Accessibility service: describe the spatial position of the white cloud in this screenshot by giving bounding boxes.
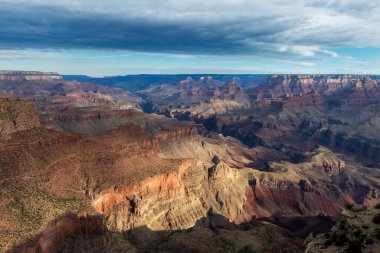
[277,45,339,58]
[291,46,320,57]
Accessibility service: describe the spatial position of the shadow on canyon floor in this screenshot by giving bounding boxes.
[9,211,336,253]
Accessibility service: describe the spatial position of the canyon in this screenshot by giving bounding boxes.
[0,72,379,253]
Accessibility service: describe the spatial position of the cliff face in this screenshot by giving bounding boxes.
[0,74,142,120]
[248,75,379,101]
[0,98,41,139]
[190,85,380,165]
[142,81,250,119]
[245,148,380,218]
[140,75,380,167]
[0,71,62,82]
[89,147,379,250]
[92,160,250,235]
[169,98,250,118]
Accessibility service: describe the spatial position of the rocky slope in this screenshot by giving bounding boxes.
[305,205,380,253]
[0,98,41,139]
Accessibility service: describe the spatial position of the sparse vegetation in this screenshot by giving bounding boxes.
[323,231,350,248]
[344,203,354,210]
[345,239,363,253]
[334,233,348,246]
[236,245,257,253]
[2,181,88,249]
[338,220,346,229]
[373,228,380,239]
[373,213,380,224]
[365,237,374,245]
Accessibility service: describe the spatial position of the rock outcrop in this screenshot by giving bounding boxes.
[92,160,250,236]
[142,81,250,119]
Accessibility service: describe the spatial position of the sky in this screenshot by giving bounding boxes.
[1,0,380,76]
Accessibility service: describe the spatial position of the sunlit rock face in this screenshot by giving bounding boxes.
[93,146,380,233]
[92,160,250,233]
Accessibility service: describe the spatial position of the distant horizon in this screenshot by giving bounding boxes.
[2,69,380,78]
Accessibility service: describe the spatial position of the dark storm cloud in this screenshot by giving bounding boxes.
[0,0,379,57]
[0,2,279,55]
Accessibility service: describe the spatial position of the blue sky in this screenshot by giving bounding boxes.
[0,0,380,76]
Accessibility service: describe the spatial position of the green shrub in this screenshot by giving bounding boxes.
[323,240,332,247]
[345,239,362,253]
[334,234,348,246]
[338,220,346,229]
[353,229,362,237]
[374,228,380,239]
[236,245,257,253]
[373,213,380,224]
[365,237,374,245]
[344,203,354,210]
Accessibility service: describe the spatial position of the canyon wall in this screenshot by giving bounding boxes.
[0,71,62,82]
[89,147,379,250]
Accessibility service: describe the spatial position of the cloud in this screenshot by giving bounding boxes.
[276,45,339,58]
[0,0,379,56]
[291,46,321,57]
[86,54,130,59]
[1,0,380,75]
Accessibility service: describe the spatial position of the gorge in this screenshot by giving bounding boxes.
[0,72,379,253]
